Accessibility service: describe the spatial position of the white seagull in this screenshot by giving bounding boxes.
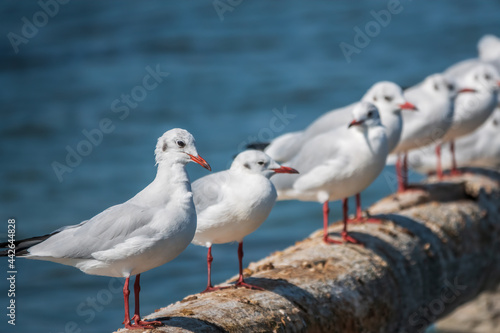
[272,102,389,245]
[406,107,500,174]
[191,150,298,292]
[264,81,415,164]
[390,73,474,191]
[439,63,500,176]
[0,128,211,330]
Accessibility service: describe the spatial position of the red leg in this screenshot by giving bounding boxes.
[123,277,132,328]
[202,246,229,293]
[234,242,263,290]
[130,274,162,328]
[348,194,381,224]
[323,199,363,245]
[449,141,462,176]
[436,144,443,180]
[403,153,409,188]
[396,154,406,193]
[122,277,156,330]
[341,199,362,245]
[355,193,362,220]
[323,201,341,244]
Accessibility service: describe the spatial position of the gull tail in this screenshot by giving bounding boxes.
[0,232,58,256]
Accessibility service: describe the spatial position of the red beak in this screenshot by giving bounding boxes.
[399,101,417,110]
[188,154,211,171]
[348,119,364,128]
[458,88,477,93]
[497,81,500,87]
[272,166,299,174]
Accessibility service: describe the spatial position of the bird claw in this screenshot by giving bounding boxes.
[323,233,364,246]
[125,323,155,330]
[126,315,162,329]
[347,217,382,224]
[341,232,364,246]
[323,235,343,244]
[234,281,264,291]
[201,285,231,293]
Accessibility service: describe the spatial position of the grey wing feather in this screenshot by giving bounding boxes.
[272,129,347,191]
[192,171,232,213]
[304,102,356,138]
[27,202,156,259]
[289,128,347,173]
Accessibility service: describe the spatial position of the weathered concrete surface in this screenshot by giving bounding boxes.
[435,283,500,333]
[115,168,500,333]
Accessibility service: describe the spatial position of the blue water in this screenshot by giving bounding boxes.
[1,1,499,332]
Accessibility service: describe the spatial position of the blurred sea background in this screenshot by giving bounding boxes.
[1,1,499,332]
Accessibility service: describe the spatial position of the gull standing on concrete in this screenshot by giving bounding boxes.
[272,102,389,245]
[406,107,500,174]
[389,73,474,191]
[191,150,298,292]
[439,63,500,175]
[263,82,414,218]
[0,128,211,330]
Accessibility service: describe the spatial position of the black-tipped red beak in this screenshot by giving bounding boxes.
[399,101,417,110]
[348,119,364,128]
[272,166,299,174]
[458,88,477,93]
[188,154,211,171]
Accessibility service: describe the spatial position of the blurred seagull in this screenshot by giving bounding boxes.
[406,107,500,174]
[272,102,389,245]
[191,150,297,292]
[390,73,474,191]
[0,128,211,330]
[259,81,414,217]
[439,63,500,176]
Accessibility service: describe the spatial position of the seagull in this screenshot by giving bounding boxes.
[439,63,500,176]
[191,150,298,292]
[0,128,211,330]
[389,73,474,191]
[261,82,414,219]
[272,102,389,245]
[406,107,500,174]
[264,81,415,164]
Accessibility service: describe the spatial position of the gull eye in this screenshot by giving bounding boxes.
[384,96,393,102]
[373,96,378,102]
[485,74,491,80]
[447,83,454,91]
[176,140,186,148]
[257,161,265,166]
[367,111,374,117]
[434,83,439,91]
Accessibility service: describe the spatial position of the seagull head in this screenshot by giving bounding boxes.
[461,63,500,93]
[423,73,461,98]
[155,128,211,171]
[478,34,500,62]
[232,150,298,179]
[348,102,383,129]
[363,81,416,115]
